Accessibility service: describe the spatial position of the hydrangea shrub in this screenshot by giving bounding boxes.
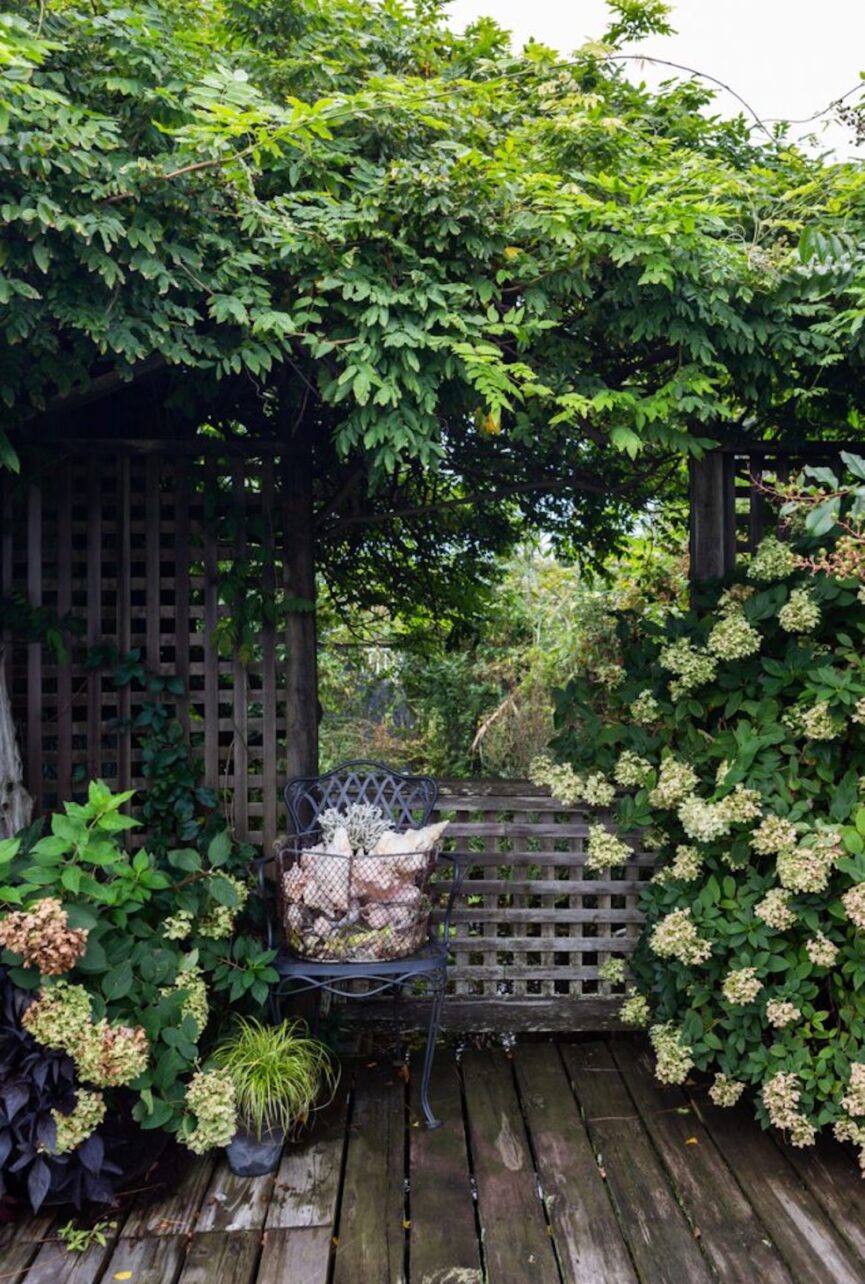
[540,478,865,1165]
[0,782,278,1173]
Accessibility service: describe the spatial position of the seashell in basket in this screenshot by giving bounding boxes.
[371,821,449,857]
[283,903,305,932]
[281,864,308,901]
[302,855,351,915]
[350,855,407,901]
[363,897,423,934]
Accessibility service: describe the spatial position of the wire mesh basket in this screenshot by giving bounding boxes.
[276,835,441,962]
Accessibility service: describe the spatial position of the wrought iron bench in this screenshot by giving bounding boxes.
[261,759,466,1129]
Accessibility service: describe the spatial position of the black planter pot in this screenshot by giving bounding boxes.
[225,1124,285,1176]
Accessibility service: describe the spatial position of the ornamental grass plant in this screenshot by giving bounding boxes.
[211,1017,338,1141]
[535,456,865,1169]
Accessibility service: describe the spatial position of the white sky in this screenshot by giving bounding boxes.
[445,0,865,158]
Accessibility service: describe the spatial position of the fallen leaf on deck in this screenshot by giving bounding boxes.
[685,1136,699,1145]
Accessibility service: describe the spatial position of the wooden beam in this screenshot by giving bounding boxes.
[689,451,736,584]
[281,414,319,784]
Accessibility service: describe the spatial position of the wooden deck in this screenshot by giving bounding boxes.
[5,1036,865,1284]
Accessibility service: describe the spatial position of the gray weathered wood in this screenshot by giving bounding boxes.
[265,1095,347,1230]
[512,1043,637,1284]
[23,1234,117,1284]
[258,1226,332,1284]
[177,1230,260,1284]
[100,1234,187,1284]
[611,1040,792,1284]
[196,1160,277,1233]
[776,1130,865,1265]
[332,1062,406,1284]
[362,996,626,1033]
[693,1088,865,1284]
[410,1056,483,1284]
[561,1041,713,1284]
[121,1154,218,1238]
[461,1048,559,1284]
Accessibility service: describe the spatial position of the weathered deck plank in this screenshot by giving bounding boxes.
[691,1089,865,1284]
[195,1163,276,1234]
[512,1042,637,1284]
[561,1041,714,1284]
[99,1234,187,1284]
[265,1092,348,1231]
[177,1229,260,1284]
[121,1154,217,1238]
[611,1039,793,1284]
[461,1048,559,1284]
[409,1056,483,1284]
[258,1226,332,1284]
[774,1130,865,1266]
[332,1061,406,1284]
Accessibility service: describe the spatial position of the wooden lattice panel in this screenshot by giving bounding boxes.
[1,447,287,851]
[430,781,655,1030]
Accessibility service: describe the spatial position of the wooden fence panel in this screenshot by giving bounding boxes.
[430,781,655,1031]
[1,447,288,852]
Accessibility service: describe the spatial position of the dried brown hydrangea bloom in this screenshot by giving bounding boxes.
[0,898,88,975]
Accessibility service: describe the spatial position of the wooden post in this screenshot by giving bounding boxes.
[689,451,736,585]
[281,415,319,783]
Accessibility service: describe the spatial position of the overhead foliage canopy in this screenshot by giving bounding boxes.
[2,0,865,614]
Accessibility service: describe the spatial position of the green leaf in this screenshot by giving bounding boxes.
[102,959,133,1000]
[207,829,232,868]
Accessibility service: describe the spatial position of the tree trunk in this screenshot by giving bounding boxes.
[0,654,32,838]
[281,414,319,786]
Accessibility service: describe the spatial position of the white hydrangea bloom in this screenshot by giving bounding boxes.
[747,536,797,582]
[650,908,712,965]
[778,587,820,633]
[707,610,761,659]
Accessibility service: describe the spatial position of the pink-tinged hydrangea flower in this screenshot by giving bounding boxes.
[762,1071,814,1144]
[765,998,801,1029]
[717,785,762,824]
[841,1064,865,1117]
[649,908,712,965]
[709,1073,746,1107]
[754,888,796,930]
[750,815,797,855]
[805,932,839,967]
[843,884,865,930]
[776,844,836,895]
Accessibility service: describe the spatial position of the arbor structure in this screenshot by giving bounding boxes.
[3,0,865,812]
